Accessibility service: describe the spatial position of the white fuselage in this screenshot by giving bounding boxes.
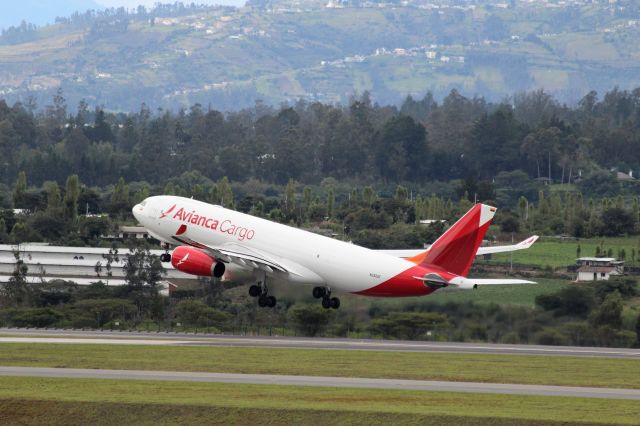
[133,196,418,294]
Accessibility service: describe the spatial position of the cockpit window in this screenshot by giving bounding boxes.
[140,200,147,207]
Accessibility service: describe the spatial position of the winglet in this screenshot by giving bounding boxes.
[517,235,539,248]
[475,235,539,256]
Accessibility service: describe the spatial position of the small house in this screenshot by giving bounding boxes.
[576,257,624,281]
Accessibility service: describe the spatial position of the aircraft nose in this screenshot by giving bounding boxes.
[132,203,144,224]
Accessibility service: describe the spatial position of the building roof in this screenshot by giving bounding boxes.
[119,226,149,233]
[0,244,163,256]
[578,257,617,262]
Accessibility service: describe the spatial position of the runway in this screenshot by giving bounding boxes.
[1,328,639,358]
[0,366,638,400]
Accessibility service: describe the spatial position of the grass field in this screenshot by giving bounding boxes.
[0,378,638,425]
[413,278,568,306]
[1,343,639,389]
[489,236,640,268]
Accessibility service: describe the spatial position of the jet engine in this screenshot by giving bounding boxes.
[171,246,225,278]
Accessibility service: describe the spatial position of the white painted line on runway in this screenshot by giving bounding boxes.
[1,329,639,358]
[0,337,195,345]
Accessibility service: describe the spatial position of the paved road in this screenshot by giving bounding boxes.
[0,366,638,400]
[1,328,639,358]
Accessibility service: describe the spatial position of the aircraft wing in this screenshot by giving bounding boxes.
[202,243,288,273]
[172,234,287,273]
[379,236,539,259]
[475,236,539,255]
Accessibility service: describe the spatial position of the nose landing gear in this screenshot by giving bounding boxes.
[312,286,340,309]
[160,243,171,263]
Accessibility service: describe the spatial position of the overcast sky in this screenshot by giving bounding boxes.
[98,0,246,7]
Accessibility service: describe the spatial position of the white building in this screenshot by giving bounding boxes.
[0,244,200,295]
[576,257,624,281]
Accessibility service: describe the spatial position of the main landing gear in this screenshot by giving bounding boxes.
[249,274,276,308]
[312,286,340,309]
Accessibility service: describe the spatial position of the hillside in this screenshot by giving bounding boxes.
[1,0,639,110]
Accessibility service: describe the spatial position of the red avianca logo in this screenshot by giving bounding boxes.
[165,204,255,241]
[160,204,177,219]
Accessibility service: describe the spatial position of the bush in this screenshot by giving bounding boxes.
[0,307,63,328]
[533,328,568,346]
[535,285,594,317]
[65,298,138,328]
[590,278,638,301]
[173,299,230,328]
[288,304,333,337]
[369,311,449,340]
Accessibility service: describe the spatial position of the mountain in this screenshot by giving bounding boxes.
[0,0,639,111]
[0,0,103,30]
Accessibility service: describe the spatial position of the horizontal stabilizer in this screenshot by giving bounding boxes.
[462,278,537,285]
[445,276,536,289]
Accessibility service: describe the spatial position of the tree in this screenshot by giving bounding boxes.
[44,181,62,215]
[110,177,130,215]
[589,291,623,329]
[123,246,165,319]
[600,207,635,236]
[63,175,80,221]
[12,171,27,208]
[217,176,234,208]
[375,115,429,182]
[326,187,334,219]
[283,179,296,214]
[0,218,7,243]
[0,249,32,307]
[362,186,375,206]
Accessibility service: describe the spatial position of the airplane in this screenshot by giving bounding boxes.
[132,196,538,309]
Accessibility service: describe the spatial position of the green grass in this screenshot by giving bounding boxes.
[1,343,639,389]
[490,237,640,268]
[1,399,549,426]
[1,378,638,425]
[424,278,569,306]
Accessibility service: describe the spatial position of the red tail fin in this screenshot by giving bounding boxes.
[407,204,496,276]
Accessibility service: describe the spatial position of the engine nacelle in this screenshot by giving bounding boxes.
[171,246,225,278]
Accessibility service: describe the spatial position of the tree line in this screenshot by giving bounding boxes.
[2,87,640,190]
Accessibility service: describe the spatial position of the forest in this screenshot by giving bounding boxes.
[1,87,640,244]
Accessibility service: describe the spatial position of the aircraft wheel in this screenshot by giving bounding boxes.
[312,287,325,299]
[258,295,268,307]
[267,295,277,308]
[249,285,261,297]
[330,297,340,309]
[160,253,171,263]
[321,296,331,309]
